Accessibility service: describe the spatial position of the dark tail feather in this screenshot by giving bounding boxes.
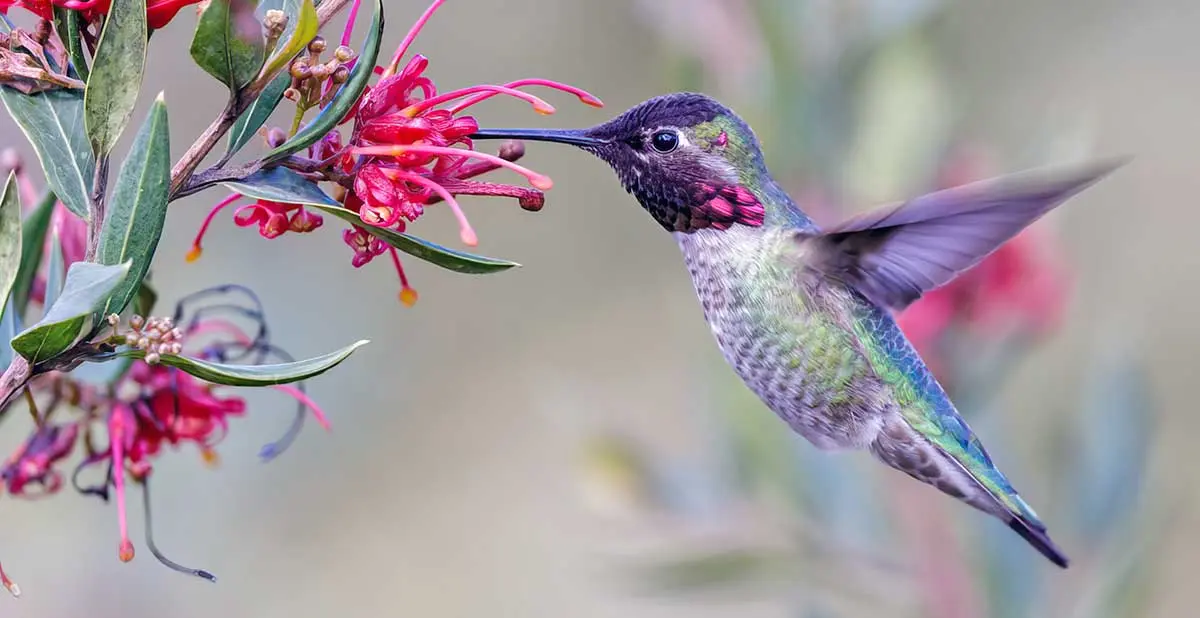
[1008,517,1070,568]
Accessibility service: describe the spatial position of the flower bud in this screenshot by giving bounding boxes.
[266,126,288,148]
[332,66,350,84]
[307,36,326,54]
[289,60,311,80]
[263,9,288,35]
[334,45,354,62]
[284,87,301,101]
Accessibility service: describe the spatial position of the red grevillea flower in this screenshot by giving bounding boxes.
[188,0,602,306]
[1,423,78,496]
[0,0,204,29]
[1,286,330,581]
[896,147,1072,374]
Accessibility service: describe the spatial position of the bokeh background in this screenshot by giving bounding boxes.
[1,0,1196,616]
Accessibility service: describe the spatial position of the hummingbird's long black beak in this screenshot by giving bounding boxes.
[470,128,605,147]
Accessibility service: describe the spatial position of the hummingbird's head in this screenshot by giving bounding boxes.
[472,92,770,233]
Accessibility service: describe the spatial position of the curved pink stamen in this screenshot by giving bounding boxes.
[403,85,555,117]
[352,145,553,190]
[189,193,242,262]
[449,79,604,114]
[388,169,477,246]
[382,0,446,79]
[340,0,364,46]
[0,561,18,598]
[388,247,412,289]
[271,385,330,431]
[108,410,134,563]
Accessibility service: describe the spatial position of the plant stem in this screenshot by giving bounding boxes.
[0,357,32,425]
[85,155,109,261]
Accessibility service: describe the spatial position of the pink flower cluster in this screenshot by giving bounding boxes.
[188,0,602,306]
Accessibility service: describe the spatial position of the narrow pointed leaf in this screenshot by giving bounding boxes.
[0,173,22,323]
[134,279,158,316]
[221,166,340,207]
[97,95,170,318]
[191,0,267,91]
[52,7,90,82]
[0,88,95,218]
[83,0,148,155]
[227,70,289,155]
[12,261,130,365]
[259,0,318,81]
[261,0,383,164]
[44,231,65,309]
[13,191,57,314]
[225,167,518,273]
[310,204,521,274]
[113,339,368,386]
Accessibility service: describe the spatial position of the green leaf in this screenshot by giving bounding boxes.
[134,279,158,316]
[97,94,170,318]
[261,0,383,164]
[309,205,522,275]
[260,0,318,81]
[12,261,130,365]
[84,0,148,155]
[0,173,22,324]
[44,231,65,309]
[222,167,521,274]
[227,70,289,155]
[190,0,267,91]
[53,7,90,82]
[221,166,340,207]
[13,192,56,315]
[0,87,96,219]
[114,339,369,386]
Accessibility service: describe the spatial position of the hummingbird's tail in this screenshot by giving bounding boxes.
[869,415,1070,568]
[1008,516,1070,568]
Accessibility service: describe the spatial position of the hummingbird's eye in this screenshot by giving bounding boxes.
[650,130,679,153]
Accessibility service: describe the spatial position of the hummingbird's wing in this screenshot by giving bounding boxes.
[806,159,1125,311]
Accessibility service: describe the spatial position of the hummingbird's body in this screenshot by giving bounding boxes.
[472,93,1123,568]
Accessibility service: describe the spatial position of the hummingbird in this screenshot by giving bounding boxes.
[472,92,1122,568]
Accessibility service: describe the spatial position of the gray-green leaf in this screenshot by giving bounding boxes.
[12,260,131,365]
[311,205,521,274]
[191,0,267,91]
[261,0,382,163]
[0,87,95,218]
[219,167,521,274]
[97,94,170,318]
[84,0,148,155]
[52,7,90,82]
[221,166,339,207]
[227,70,289,155]
[0,173,22,324]
[115,339,368,386]
[13,192,57,315]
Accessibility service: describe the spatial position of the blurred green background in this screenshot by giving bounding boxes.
[0,0,1196,616]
